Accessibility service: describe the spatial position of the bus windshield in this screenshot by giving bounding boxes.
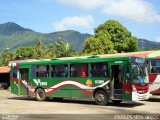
[131,57,148,84]
[132,64,148,84]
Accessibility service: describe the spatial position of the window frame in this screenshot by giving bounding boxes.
[51,64,69,78]
[69,63,89,78]
[34,65,50,78]
[150,60,160,74]
[90,62,108,78]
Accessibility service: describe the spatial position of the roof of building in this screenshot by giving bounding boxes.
[0,66,10,73]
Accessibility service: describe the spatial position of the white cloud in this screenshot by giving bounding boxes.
[53,15,94,31]
[58,0,105,10]
[58,0,160,23]
[102,0,160,23]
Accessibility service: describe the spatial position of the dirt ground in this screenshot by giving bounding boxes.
[0,90,160,120]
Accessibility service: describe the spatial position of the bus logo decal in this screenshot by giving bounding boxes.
[33,79,47,86]
[33,79,41,85]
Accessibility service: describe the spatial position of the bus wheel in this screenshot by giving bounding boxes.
[35,88,46,101]
[94,90,108,105]
[112,100,122,104]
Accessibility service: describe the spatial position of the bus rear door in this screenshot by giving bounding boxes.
[19,68,29,95]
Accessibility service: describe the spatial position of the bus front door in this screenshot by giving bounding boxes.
[19,68,29,95]
[110,64,124,100]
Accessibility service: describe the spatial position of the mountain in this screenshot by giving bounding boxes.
[0,22,91,51]
[0,22,33,35]
[138,39,160,50]
[0,22,159,52]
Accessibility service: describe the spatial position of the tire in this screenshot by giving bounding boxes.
[35,88,46,101]
[112,100,122,105]
[94,90,108,105]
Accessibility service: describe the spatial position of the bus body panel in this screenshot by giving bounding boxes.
[146,58,160,94]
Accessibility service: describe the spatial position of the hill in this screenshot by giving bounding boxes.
[0,22,159,52]
[0,22,33,35]
[0,22,91,51]
[138,39,160,50]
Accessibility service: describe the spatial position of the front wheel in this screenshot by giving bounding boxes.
[35,88,46,101]
[94,90,108,105]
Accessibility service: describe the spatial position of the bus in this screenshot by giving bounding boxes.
[10,56,150,105]
[146,57,160,94]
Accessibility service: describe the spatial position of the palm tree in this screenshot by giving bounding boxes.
[33,40,46,59]
[50,38,75,58]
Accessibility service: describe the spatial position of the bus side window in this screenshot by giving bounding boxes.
[151,67,160,74]
[70,65,76,77]
[90,63,108,77]
[151,60,160,74]
[36,65,49,78]
[70,64,88,78]
[52,64,68,77]
[13,66,18,78]
[20,68,28,80]
[81,64,88,78]
[31,66,36,78]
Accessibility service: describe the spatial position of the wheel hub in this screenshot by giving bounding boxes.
[38,92,42,98]
[97,94,104,102]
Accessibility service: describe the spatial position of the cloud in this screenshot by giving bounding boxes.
[53,15,94,31]
[58,0,160,23]
[58,0,105,10]
[102,0,160,23]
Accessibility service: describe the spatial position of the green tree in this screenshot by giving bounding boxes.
[83,31,116,55]
[33,40,46,59]
[15,46,35,59]
[83,20,138,55]
[15,40,48,59]
[0,50,15,66]
[50,38,75,57]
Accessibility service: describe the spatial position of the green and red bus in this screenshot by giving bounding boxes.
[10,56,149,105]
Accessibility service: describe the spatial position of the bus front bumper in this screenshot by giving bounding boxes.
[132,91,150,101]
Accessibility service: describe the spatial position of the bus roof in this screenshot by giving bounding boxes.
[11,50,160,66]
[17,56,136,66]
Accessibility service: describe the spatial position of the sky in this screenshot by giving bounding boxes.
[0,0,160,42]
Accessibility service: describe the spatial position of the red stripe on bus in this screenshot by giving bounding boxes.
[149,74,157,83]
[10,77,18,84]
[150,88,160,94]
[46,84,93,96]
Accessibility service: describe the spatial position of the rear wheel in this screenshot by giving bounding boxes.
[35,88,46,101]
[94,90,108,105]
